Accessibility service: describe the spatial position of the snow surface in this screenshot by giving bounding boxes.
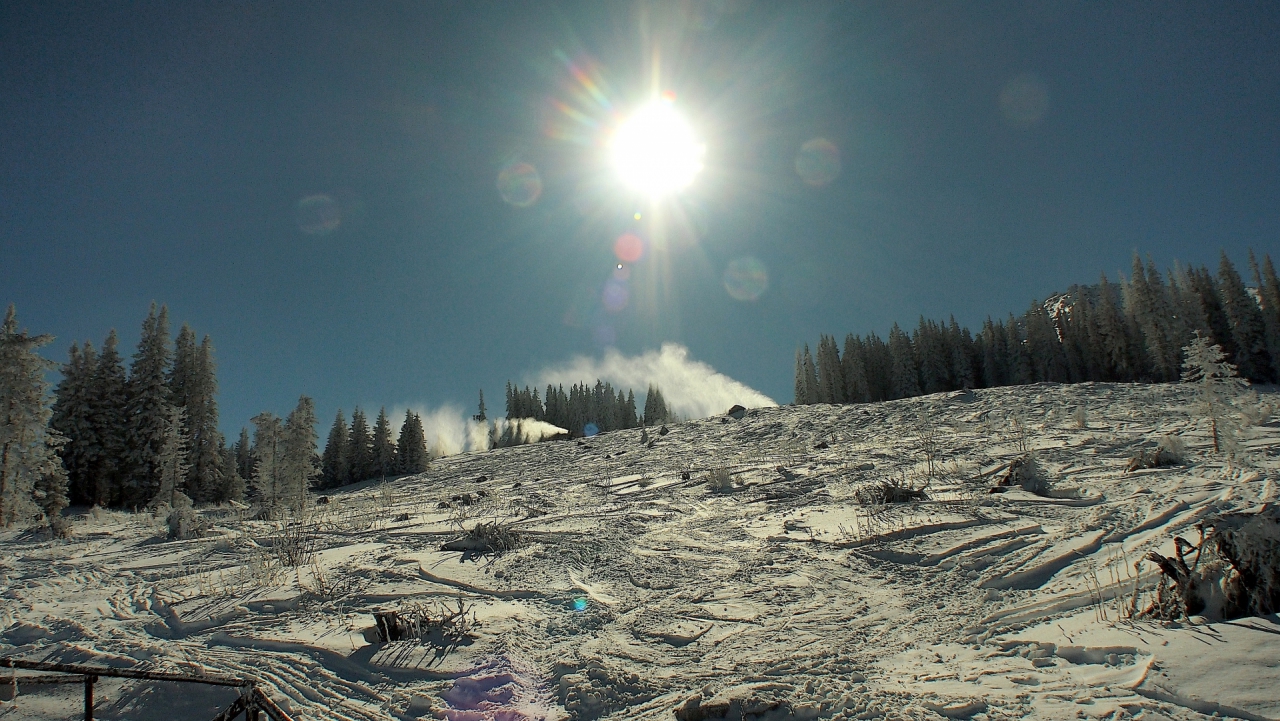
[2,382,1278,720]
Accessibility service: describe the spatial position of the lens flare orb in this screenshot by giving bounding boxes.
[297,194,341,235]
[610,102,705,196]
[602,280,629,312]
[497,162,543,208]
[614,232,645,263]
[795,139,841,187]
[723,256,769,302]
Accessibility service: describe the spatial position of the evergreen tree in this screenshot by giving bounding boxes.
[0,306,69,532]
[1182,331,1248,455]
[1252,251,1280,375]
[371,407,397,479]
[179,335,223,502]
[320,410,350,489]
[150,404,191,509]
[218,437,246,503]
[51,342,98,505]
[280,396,319,511]
[800,345,819,404]
[123,304,172,508]
[913,319,949,394]
[233,427,253,483]
[250,412,283,510]
[815,335,845,403]
[642,385,670,426]
[88,331,129,507]
[793,349,808,405]
[1217,252,1274,382]
[348,407,372,483]
[623,389,638,429]
[473,390,487,422]
[887,323,920,399]
[397,410,429,474]
[841,334,871,402]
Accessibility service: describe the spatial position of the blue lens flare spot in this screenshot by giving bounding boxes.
[572,597,589,612]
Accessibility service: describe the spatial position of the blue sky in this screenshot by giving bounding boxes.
[4,2,1279,436]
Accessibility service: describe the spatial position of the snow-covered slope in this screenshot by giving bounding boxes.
[2,382,1278,721]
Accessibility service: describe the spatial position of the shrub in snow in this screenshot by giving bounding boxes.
[856,475,928,505]
[705,468,734,492]
[993,455,1050,495]
[1142,507,1280,621]
[440,521,520,555]
[1125,435,1187,472]
[163,491,208,540]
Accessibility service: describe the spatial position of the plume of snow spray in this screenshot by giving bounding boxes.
[533,343,776,419]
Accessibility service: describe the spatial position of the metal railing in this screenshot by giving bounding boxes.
[1,658,294,721]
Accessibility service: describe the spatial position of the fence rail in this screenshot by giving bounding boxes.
[1,658,295,721]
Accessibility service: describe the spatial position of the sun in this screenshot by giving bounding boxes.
[610,101,705,196]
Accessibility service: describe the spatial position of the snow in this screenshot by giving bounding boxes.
[2,382,1278,720]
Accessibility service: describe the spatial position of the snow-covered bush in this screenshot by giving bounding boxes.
[1142,507,1280,620]
[706,468,734,492]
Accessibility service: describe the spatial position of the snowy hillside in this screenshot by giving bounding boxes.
[2,382,1278,721]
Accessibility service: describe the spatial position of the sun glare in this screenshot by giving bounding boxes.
[610,101,705,196]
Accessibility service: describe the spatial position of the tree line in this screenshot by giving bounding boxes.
[501,380,673,435]
[0,303,330,527]
[795,251,1280,404]
[318,407,429,489]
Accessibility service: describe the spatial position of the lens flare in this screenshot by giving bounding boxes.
[611,102,705,196]
[723,256,769,301]
[581,426,598,440]
[1000,72,1050,127]
[795,139,841,187]
[602,280,629,312]
[614,233,645,263]
[296,194,341,235]
[497,162,543,208]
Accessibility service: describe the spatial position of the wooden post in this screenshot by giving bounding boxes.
[83,675,96,720]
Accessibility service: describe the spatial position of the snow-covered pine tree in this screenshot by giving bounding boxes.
[371,407,397,479]
[348,407,372,483]
[150,404,191,510]
[887,323,920,399]
[88,330,129,507]
[0,305,69,532]
[474,390,487,422]
[123,304,172,508]
[1217,252,1274,382]
[250,412,284,511]
[1181,331,1248,455]
[397,410,428,474]
[320,410,350,488]
[280,396,319,512]
[51,342,98,505]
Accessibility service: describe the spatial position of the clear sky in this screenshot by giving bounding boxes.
[4,2,1279,436]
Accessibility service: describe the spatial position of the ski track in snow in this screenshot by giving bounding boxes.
[2,382,1278,720]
